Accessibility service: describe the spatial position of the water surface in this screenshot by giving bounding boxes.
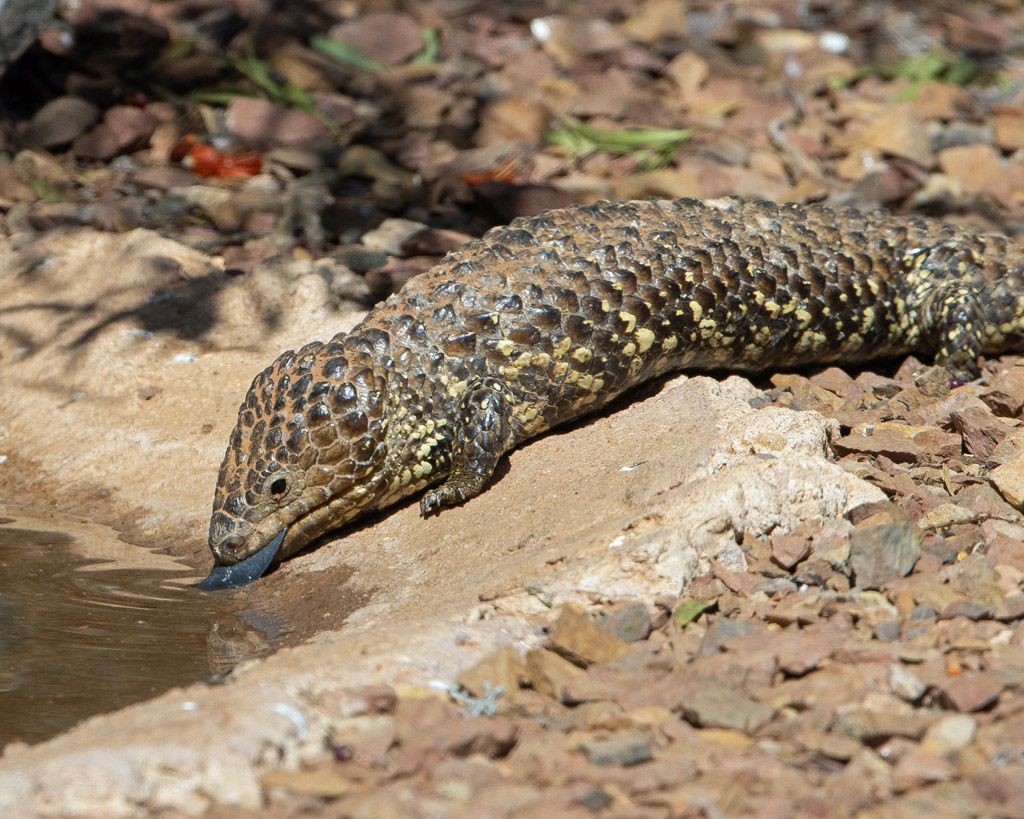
[0,515,287,747]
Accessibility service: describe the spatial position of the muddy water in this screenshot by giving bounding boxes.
[0,515,287,748]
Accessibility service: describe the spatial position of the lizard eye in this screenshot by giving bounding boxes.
[269,477,288,498]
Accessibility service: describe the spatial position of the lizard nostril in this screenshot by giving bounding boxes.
[209,512,246,556]
[217,534,244,555]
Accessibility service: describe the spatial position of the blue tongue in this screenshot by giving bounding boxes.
[195,528,287,591]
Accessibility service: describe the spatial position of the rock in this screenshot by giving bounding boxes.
[679,682,773,733]
[809,526,852,570]
[593,602,652,644]
[471,182,574,224]
[993,108,1024,152]
[457,646,527,699]
[664,51,708,98]
[938,601,990,621]
[873,621,901,643]
[982,365,1024,416]
[476,94,548,147]
[849,505,923,590]
[222,245,266,276]
[967,769,1024,817]
[399,227,474,257]
[939,671,1003,713]
[530,15,629,66]
[891,750,957,793]
[889,663,927,702]
[73,106,158,160]
[855,103,934,167]
[337,145,416,209]
[226,97,331,150]
[328,715,396,766]
[130,166,199,190]
[335,245,389,274]
[0,163,36,202]
[547,604,631,667]
[526,649,583,702]
[911,81,981,122]
[771,533,811,570]
[23,96,101,149]
[991,458,1024,509]
[327,12,425,66]
[360,218,429,257]
[832,708,932,742]
[578,730,653,766]
[936,143,1009,200]
[951,407,1012,458]
[262,768,356,798]
[919,714,977,754]
[0,0,57,77]
[394,696,518,759]
[833,428,923,462]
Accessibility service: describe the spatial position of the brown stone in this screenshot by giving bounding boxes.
[939,671,1003,713]
[770,533,811,570]
[547,603,631,667]
[678,680,774,733]
[833,428,923,462]
[326,12,424,66]
[526,649,584,702]
[911,81,981,122]
[891,750,957,793]
[849,505,923,590]
[226,97,331,150]
[951,407,1012,458]
[458,646,528,699]
[73,106,158,160]
[23,95,100,149]
[832,708,932,742]
[994,108,1024,152]
[855,103,934,167]
[937,143,1009,199]
[982,365,1024,417]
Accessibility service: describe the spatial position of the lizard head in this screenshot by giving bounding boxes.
[203,332,393,586]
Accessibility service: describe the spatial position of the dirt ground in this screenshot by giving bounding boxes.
[2,1,1024,817]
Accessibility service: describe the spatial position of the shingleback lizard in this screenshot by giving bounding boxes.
[198,197,1024,589]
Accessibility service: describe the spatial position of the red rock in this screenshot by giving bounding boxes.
[939,671,1003,712]
[73,106,158,160]
[988,537,1024,573]
[809,367,866,403]
[982,365,1024,417]
[770,533,811,571]
[951,407,1012,458]
[833,428,923,462]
